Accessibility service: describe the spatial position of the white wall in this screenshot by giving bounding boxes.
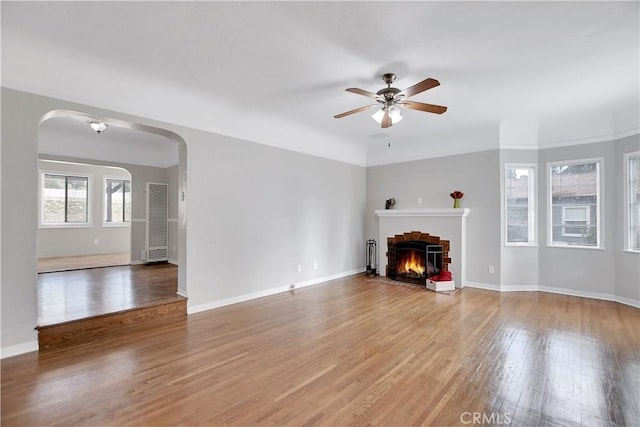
[1,88,366,354]
[39,154,175,264]
[365,150,502,287]
[37,160,131,258]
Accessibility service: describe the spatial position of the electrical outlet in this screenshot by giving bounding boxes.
[297,265,302,273]
[94,238,99,245]
[313,260,318,270]
[488,265,495,274]
[417,197,423,205]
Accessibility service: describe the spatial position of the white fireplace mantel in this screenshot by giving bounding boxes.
[375,208,470,288]
[375,208,470,218]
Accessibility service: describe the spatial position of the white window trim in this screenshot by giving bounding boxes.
[546,157,603,249]
[102,175,132,227]
[504,163,537,247]
[561,205,590,237]
[624,151,640,253]
[39,170,93,229]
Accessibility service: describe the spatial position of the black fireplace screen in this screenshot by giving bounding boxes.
[388,242,443,285]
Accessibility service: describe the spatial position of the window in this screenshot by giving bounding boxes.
[505,164,536,245]
[561,206,589,237]
[104,178,131,224]
[548,158,601,248]
[41,173,89,225]
[625,152,640,252]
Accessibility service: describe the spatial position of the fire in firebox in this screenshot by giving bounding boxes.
[396,249,439,279]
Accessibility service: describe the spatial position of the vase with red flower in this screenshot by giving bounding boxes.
[450,190,464,208]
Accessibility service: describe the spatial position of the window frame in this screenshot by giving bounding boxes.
[624,151,640,253]
[546,157,603,249]
[39,170,92,228]
[103,176,132,227]
[504,163,537,247]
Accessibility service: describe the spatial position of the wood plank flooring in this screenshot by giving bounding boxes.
[38,252,131,273]
[38,263,179,326]
[3,274,639,426]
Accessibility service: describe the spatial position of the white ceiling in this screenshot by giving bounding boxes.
[39,116,179,168]
[2,1,638,166]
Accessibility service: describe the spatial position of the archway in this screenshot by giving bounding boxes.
[36,110,188,331]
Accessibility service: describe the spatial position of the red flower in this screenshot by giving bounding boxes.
[450,190,464,199]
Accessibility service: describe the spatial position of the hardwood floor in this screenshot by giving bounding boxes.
[38,263,179,325]
[37,252,131,273]
[3,274,639,426]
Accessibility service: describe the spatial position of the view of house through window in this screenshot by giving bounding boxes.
[549,159,600,247]
[105,178,131,223]
[505,165,535,245]
[626,152,640,252]
[41,173,89,224]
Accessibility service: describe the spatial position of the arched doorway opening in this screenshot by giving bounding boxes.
[36,110,188,341]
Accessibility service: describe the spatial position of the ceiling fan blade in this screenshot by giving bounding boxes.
[400,78,440,98]
[402,100,448,114]
[345,87,378,99]
[381,110,392,128]
[334,104,377,119]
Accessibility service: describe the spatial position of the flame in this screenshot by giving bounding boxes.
[398,250,425,276]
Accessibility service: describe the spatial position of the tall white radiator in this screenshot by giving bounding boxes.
[145,182,169,262]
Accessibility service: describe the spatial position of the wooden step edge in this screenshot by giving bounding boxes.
[36,296,187,330]
[37,298,187,350]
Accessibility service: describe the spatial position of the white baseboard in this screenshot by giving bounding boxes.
[188,268,365,315]
[538,285,640,308]
[168,259,178,266]
[1,340,39,359]
[464,281,500,291]
[463,282,640,308]
[130,260,145,265]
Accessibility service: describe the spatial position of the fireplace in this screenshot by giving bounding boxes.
[386,231,451,286]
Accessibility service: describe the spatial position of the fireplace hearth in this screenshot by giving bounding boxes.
[386,231,450,286]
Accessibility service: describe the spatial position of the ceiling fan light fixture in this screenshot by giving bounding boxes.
[372,106,402,124]
[88,120,108,134]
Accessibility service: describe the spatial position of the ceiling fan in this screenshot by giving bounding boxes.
[334,73,447,128]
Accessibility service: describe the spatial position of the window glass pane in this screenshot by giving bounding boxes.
[105,178,131,223]
[505,166,534,244]
[564,206,587,221]
[629,154,640,251]
[66,176,88,222]
[550,161,599,246]
[42,174,65,223]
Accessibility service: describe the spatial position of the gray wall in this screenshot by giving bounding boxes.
[615,136,640,302]
[37,160,131,258]
[365,150,502,286]
[167,164,179,263]
[183,129,366,305]
[39,154,175,264]
[499,149,540,289]
[1,87,366,352]
[538,135,640,301]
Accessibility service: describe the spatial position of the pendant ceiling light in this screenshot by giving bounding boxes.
[372,106,402,125]
[88,120,108,134]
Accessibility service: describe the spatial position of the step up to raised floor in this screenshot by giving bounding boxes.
[36,297,187,350]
